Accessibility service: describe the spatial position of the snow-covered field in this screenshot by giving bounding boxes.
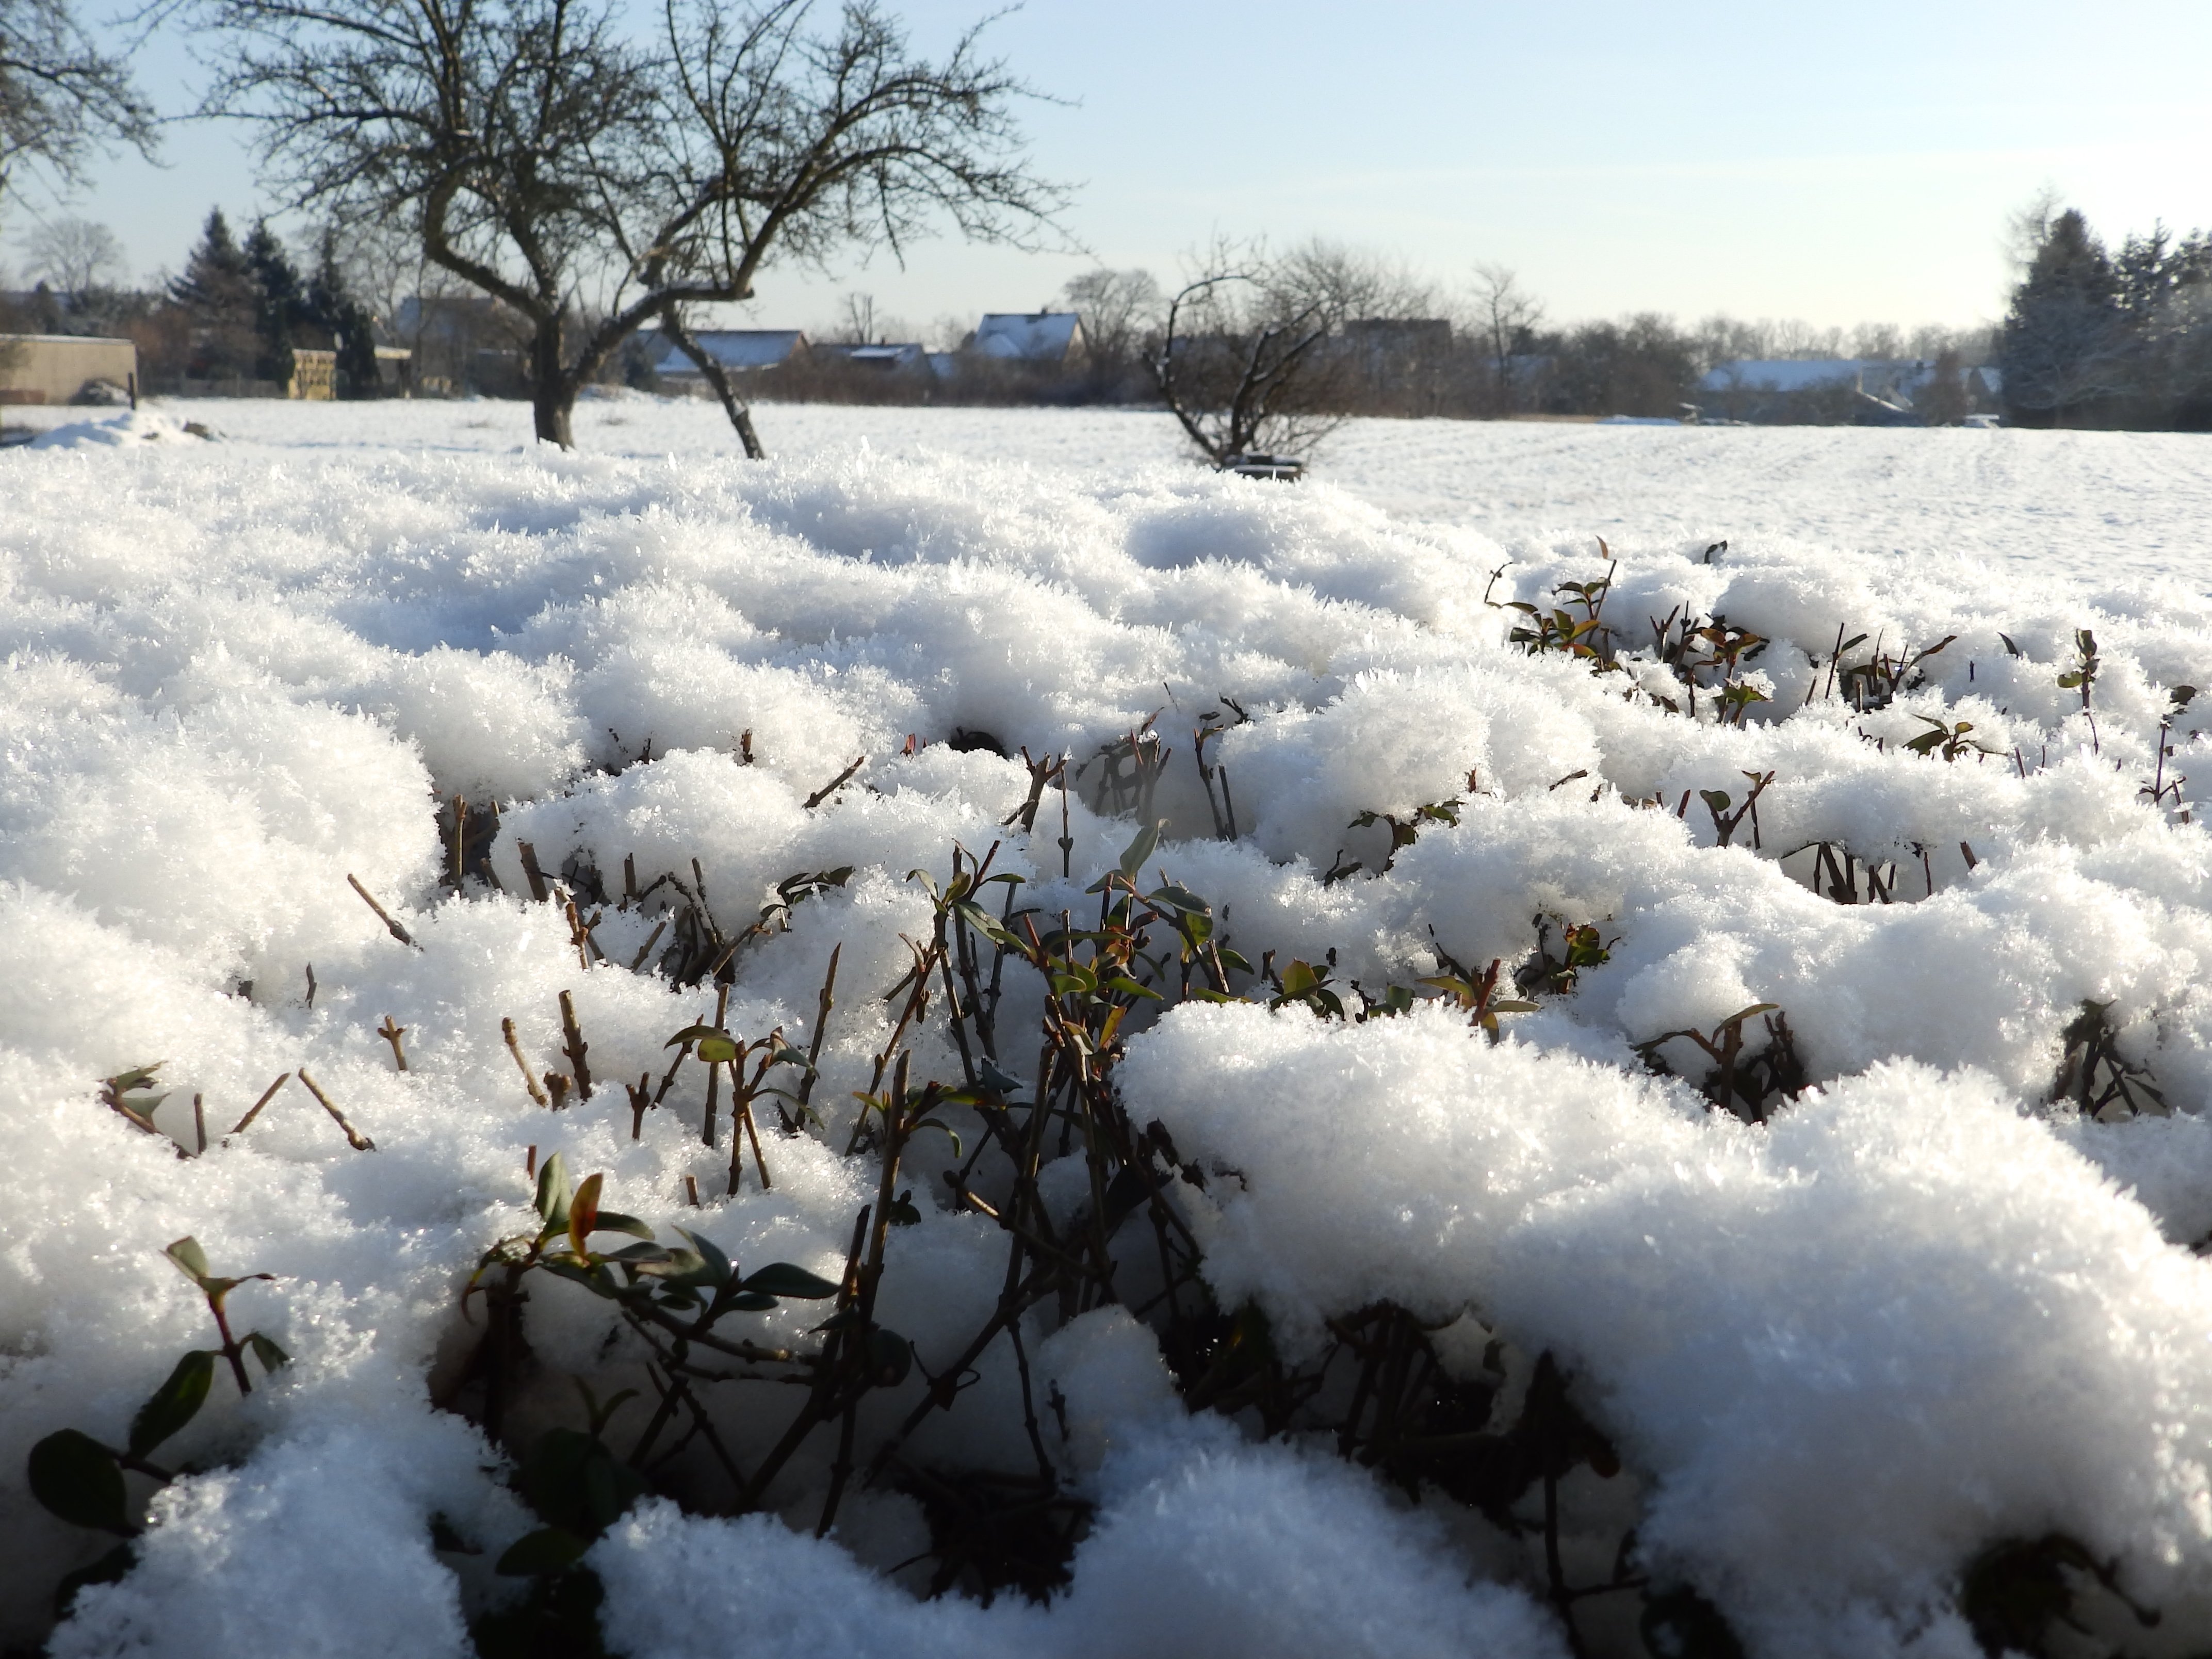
[6,397,2212,1658]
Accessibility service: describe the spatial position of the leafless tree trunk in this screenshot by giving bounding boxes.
[658,305,765,459]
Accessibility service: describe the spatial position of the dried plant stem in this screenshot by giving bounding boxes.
[346,873,417,948]
[516,841,551,903]
[558,990,593,1099]
[227,1072,292,1137]
[296,1067,375,1150]
[502,1018,550,1107]
[803,755,867,810]
[629,918,669,971]
[377,1014,409,1071]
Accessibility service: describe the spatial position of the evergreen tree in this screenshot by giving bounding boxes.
[242,218,303,387]
[167,208,259,381]
[304,227,380,395]
[1999,208,2129,427]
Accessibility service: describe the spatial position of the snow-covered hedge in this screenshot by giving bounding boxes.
[6,411,2212,1658]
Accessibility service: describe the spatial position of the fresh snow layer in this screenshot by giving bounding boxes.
[4,398,2212,1657]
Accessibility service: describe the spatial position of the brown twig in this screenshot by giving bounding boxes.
[803,755,867,809]
[295,1067,375,1150]
[347,874,417,948]
[629,918,669,972]
[559,990,593,1099]
[516,841,551,904]
[227,1072,292,1137]
[502,1018,550,1107]
[376,1015,409,1072]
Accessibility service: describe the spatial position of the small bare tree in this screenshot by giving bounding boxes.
[1470,263,1541,413]
[1061,265,1157,386]
[1152,240,1361,466]
[199,0,1066,451]
[17,210,122,295]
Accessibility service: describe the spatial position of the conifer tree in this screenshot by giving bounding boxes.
[1999,208,2129,427]
[305,226,378,394]
[167,207,259,380]
[242,217,302,386]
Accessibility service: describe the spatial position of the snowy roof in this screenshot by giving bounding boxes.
[972,312,1085,362]
[649,329,808,371]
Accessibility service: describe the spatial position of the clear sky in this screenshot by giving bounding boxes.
[11,0,2212,336]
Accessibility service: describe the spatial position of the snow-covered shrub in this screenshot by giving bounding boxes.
[6,409,2212,1659]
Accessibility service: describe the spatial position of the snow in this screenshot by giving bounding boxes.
[5,396,2212,1658]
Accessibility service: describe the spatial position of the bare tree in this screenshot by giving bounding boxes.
[1469,263,1541,412]
[832,289,879,343]
[1060,265,1157,380]
[1150,238,1433,464]
[1153,247,1335,465]
[198,0,1065,451]
[16,209,121,294]
[0,0,155,207]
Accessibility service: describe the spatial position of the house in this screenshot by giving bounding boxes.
[392,296,532,396]
[969,311,1087,366]
[646,329,810,380]
[813,340,932,373]
[0,334,138,405]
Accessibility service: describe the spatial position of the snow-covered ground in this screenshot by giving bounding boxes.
[6,397,2212,1659]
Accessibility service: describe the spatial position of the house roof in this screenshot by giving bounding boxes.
[972,312,1084,361]
[649,329,807,371]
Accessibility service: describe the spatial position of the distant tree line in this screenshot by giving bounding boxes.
[677,240,1994,447]
[1997,200,2212,430]
[3,207,381,392]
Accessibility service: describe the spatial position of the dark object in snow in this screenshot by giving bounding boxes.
[1220,452,1304,481]
[947,728,1009,757]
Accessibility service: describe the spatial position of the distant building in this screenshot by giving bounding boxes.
[0,334,138,405]
[969,311,1087,365]
[814,340,932,374]
[1697,359,2003,424]
[646,329,810,380]
[392,296,532,396]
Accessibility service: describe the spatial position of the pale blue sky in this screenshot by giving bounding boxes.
[12,0,2212,333]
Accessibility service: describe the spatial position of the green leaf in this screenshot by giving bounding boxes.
[1117,820,1164,880]
[591,1210,655,1241]
[495,1526,591,1577]
[1491,999,1540,1014]
[28,1430,132,1535]
[1279,960,1321,997]
[128,1350,214,1457]
[164,1237,210,1285]
[534,1152,571,1227]
[246,1332,290,1375]
[672,1229,733,1288]
[726,1291,779,1311]
[53,1541,136,1616]
[1146,884,1211,917]
[1105,975,1161,1001]
[739,1262,841,1299]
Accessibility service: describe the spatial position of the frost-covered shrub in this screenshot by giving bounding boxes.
[6,410,2212,1659]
